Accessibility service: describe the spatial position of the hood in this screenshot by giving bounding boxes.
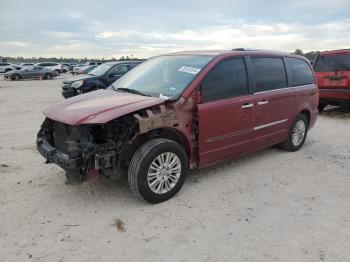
[44,89,165,125]
[63,74,95,84]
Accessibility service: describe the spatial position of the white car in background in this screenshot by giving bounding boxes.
[19,63,35,68]
[0,62,21,73]
[35,62,62,75]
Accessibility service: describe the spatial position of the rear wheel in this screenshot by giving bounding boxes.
[128,138,188,203]
[12,73,21,81]
[280,114,308,152]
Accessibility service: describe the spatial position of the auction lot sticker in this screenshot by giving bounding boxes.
[178,66,201,75]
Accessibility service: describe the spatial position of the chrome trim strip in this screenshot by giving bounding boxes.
[254,119,288,131]
[254,84,316,95]
[207,129,251,143]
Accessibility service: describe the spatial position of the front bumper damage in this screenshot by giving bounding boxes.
[36,118,121,183]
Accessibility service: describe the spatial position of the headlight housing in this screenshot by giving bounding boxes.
[71,80,84,89]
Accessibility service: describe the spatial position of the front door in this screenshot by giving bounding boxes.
[198,57,254,165]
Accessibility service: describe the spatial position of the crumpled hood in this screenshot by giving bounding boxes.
[44,89,165,125]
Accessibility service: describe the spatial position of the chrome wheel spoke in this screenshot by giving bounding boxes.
[147,152,181,194]
[292,120,306,146]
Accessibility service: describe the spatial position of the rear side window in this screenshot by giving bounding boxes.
[314,54,350,72]
[285,57,315,86]
[251,57,287,92]
[201,58,248,102]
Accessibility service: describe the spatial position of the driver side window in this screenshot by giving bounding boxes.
[201,58,249,102]
[109,65,129,77]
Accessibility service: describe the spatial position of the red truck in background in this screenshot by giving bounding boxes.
[313,49,350,111]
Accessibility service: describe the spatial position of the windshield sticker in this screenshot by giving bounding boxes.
[178,66,201,75]
[159,94,170,100]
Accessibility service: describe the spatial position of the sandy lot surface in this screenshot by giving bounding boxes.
[0,75,350,262]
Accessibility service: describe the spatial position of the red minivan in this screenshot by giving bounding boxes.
[313,49,350,111]
[37,50,318,203]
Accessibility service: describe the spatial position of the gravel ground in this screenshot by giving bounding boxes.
[0,75,350,262]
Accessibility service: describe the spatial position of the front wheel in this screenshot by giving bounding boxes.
[45,73,52,80]
[12,73,21,81]
[54,70,60,76]
[280,114,308,152]
[128,138,188,203]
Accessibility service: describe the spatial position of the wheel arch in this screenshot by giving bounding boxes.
[299,109,311,125]
[119,127,191,171]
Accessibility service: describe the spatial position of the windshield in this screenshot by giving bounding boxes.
[314,54,350,72]
[112,55,215,99]
[88,64,112,76]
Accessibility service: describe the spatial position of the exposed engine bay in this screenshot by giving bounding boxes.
[36,105,183,184]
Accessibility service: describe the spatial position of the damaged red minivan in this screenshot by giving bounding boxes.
[37,50,318,203]
[313,49,350,111]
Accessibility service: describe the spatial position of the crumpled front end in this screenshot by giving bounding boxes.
[36,117,135,183]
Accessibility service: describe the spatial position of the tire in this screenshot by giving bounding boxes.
[128,138,188,203]
[55,70,60,76]
[45,73,52,80]
[318,102,327,112]
[12,73,21,81]
[280,114,309,152]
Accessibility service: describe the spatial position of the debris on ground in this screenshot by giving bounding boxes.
[114,218,126,232]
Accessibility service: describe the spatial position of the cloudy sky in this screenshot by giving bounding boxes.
[0,0,349,59]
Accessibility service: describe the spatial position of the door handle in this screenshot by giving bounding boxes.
[257,100,269,105]
[241,103,254,109]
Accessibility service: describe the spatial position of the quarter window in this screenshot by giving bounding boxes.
[251,57,287,92]
[285,57,315,86]
[201,58,248,102]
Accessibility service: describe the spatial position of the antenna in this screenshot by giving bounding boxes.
[93,33,96,61]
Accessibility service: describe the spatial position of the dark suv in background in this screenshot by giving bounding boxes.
[313,49,350,111]
[61,61,142,98]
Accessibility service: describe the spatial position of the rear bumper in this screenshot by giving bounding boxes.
[319,88,350,101]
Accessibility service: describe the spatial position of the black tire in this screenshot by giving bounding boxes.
[318,102,327,112]
[280,114,309,152]
[128,138,188,203]
[45,73,52,80]
[55,70,60,76]
[12,73,21,81]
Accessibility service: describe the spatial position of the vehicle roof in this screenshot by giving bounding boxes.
[319,49,350,55]
[163,49,304,59]
[102,60,143,65]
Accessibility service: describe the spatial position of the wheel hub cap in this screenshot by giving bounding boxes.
[147,152,181,194]
[292,120,306,146]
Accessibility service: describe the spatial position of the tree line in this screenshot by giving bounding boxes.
[0,55,143,64]
[1,49,319,63]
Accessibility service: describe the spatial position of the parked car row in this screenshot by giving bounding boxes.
[37,49,319,203]
[2,60,106,80]
[4,65,57,80]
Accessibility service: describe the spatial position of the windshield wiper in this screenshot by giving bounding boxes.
[115,87,150,97]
